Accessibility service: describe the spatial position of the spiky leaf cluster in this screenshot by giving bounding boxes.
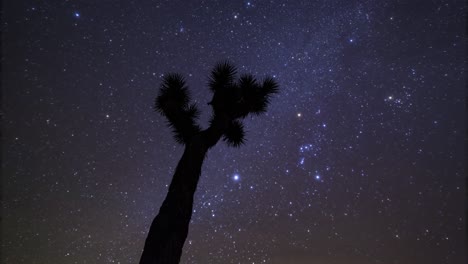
[154,74,201,144]
[207,61,279,147]
[154,62,278,148]
[208,61,237,92]
[246,76,279,115]
[223,120,245,147]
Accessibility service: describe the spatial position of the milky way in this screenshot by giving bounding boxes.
[3,0,466,263]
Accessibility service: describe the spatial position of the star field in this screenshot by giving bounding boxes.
[2,0,466,263]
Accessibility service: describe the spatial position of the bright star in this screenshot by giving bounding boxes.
[233,174,240,181]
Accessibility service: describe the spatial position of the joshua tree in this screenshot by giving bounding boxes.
[139,61,278,264]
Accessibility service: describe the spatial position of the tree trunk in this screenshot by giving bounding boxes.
[140,117,227,264]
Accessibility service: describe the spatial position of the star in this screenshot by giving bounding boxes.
[233,174,240,181]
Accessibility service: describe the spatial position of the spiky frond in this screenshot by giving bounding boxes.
[238,74,257,89]
[154,74,201,144]
[209,61,237,92]
[155,74,191,114]
[244,76,279,115]
[261,77,280,96]
[185,103,201,120]
[223,120,245,147]
[225,74,257,118]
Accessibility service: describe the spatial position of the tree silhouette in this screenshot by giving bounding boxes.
[139,61,278,264]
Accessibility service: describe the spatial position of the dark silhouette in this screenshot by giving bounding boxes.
[139,62,278,264]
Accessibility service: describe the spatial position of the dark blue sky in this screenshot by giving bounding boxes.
[3,0,466,263]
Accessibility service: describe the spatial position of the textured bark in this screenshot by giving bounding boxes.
[139,116,227,264]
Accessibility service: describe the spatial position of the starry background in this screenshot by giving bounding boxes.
[2,0,466,263]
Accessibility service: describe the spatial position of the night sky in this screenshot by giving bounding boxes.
[2,0,466,263]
